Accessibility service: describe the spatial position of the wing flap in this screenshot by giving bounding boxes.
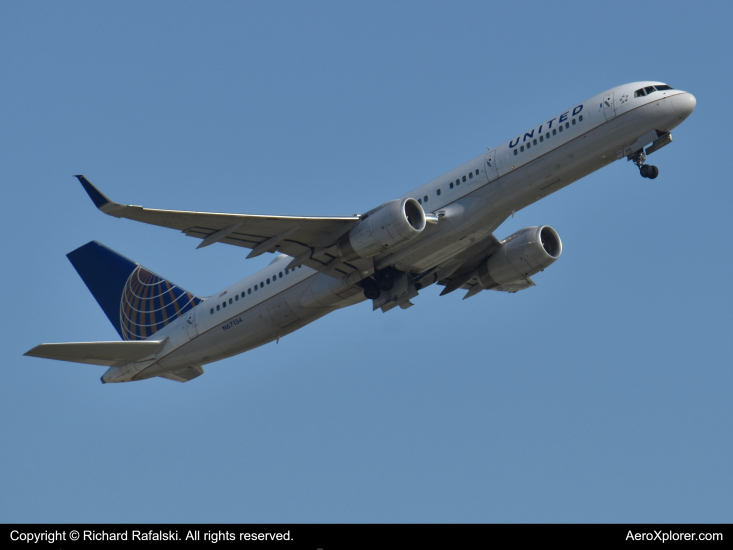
[24,340,167,367]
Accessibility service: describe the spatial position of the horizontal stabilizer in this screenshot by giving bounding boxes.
[24,340,167,367]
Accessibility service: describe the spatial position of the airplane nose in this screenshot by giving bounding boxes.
[671,92,696,120]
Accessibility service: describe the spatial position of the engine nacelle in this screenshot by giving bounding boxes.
[477,226,562,289]
[337,198,426,261]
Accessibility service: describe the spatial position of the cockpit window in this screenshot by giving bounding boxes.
[644,86,656,95]
[655,84,674,91]
[634,88,646,98]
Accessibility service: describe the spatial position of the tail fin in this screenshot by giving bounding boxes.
[67,241,202,341]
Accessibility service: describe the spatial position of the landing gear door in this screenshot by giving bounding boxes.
[185,307,199,339]
[484,150,499,182]
[602,92,616,121]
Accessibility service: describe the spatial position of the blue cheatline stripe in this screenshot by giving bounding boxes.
[67,241,201,341]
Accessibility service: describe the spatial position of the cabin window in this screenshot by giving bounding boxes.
[241,292,245,298]
[546,132,550,139]
[248,288,251,294]
[514,149,518,156]
[527,142,531,149]
[235,295,238,301]
[475,169,479,175]
[424,195,428,202]
[266,278,270,285]
[437,188,441,195]
[210,308,214,314]
[468,172,473,179]
[558,125,563,132]
[456,179,460,185]
[565,122,569,129]
[279,272,283,278]
[260,282,264,288]
[533,139,537,145]
[222,302,226,308]
[572,118,576,125]
[579,115,583,122]
[462,176,466,182]
[417,198,421,204]
[540,136,544,142]
[553,129,557,135]
[520,145,524,152]
[450,182,454,188]
[229,298,232,304]
[216,305,220,311]
[254,285,258,291]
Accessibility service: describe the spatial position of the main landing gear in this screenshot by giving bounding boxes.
[361,278,381,300]
[630,150,659,180]
[360,268,403,300]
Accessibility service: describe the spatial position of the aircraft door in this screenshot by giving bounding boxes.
[484,150,499,182]
[185,307,199,339]
[602,92,616,120]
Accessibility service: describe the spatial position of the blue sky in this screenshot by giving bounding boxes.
[2,1,731,522]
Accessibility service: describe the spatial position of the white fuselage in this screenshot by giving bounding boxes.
[107,81,696,382]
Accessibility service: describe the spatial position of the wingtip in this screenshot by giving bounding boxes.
[74,175,112,209]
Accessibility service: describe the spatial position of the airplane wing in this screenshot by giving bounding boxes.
[435,234,536,298]
[24,340,167,367]
[75,176,363,276]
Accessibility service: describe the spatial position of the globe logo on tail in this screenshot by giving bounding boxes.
[120,266,201,341]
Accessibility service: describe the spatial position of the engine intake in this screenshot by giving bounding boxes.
[338,198,426,261]
[477,226,562,289]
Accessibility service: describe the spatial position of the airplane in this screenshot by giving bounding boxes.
[25,81,696,384]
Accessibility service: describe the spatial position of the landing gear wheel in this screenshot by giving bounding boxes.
[375,268,398,291]
[648,165,659,179]
[364,287,381,300]
[361,279,381,300]
[640,164,651,178]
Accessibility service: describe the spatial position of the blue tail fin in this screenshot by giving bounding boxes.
[67,241,202,341]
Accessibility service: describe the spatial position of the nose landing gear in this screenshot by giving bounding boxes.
[630,150,659,180]
[640,164,659,179]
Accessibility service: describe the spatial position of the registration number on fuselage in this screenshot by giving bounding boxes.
[222,317,243,332]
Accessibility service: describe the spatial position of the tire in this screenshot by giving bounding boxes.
[377,280,393,291]
[376,268,397,291]
[640,165,650,178]
[364,287,381,300]
[649,166,659,179]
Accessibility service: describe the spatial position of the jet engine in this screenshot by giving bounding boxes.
[476,226,562,289]
[337,198,426,261]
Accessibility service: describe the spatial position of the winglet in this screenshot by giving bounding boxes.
[74,175,113,209]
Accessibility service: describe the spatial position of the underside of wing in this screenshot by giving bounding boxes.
[434,234,502,292]
[24,340,167,367]
[76,176,363,276]
[435,234,536,298]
